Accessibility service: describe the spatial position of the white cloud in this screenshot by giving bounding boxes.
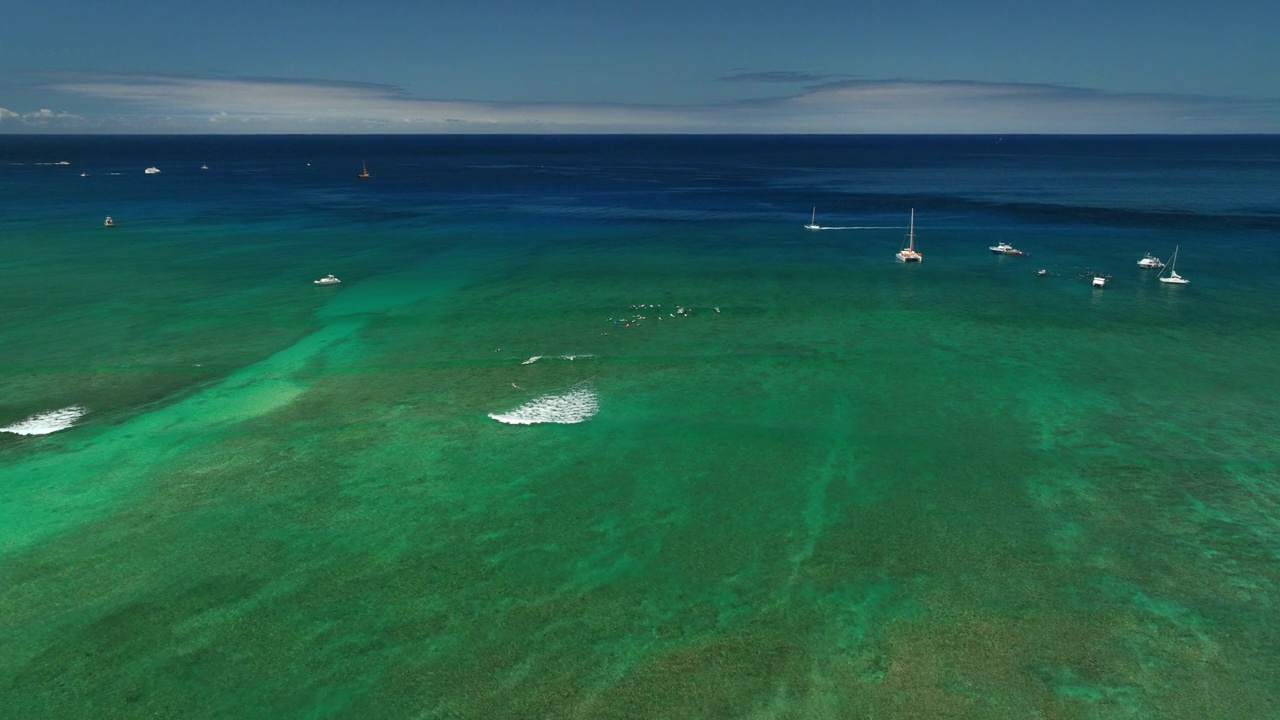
[0,106,82,124]
[17,73,1280,134]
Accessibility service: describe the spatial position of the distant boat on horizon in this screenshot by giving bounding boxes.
[804,207,820,230]
[357,161,371,179]
[144,166,160,175]
[103,216,114,228]
[896,209,922,263]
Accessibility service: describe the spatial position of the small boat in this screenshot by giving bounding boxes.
[200,164,209,170]
[1158,245,1189,284]
[804,207,820,231]
[314,274,341,285]
[1137,253,1165,269]
[895,209,923,263]
[357,161,371,179]
[103,216,114,228]
[144,166,160,174]
[989,241,1024,255]
[1037,269,1047,276]
[1092,276,1107,288]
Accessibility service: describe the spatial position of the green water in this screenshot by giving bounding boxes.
[3,224,1276,719]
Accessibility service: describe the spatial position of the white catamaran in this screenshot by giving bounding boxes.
[896,209,922,262]
[1158,245,1189,284]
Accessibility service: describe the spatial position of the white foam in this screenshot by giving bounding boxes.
[522,354,595,365]
[489,386,599,425]
[1,406,88,436]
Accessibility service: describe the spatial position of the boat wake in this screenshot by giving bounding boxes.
[811,225,901,231]
[1,406,87,436]
[521,354,596,365]
[489,385,599,425]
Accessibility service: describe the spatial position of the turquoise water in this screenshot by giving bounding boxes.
[2,135,1278,718]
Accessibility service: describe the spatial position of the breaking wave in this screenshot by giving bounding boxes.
[521,354,596,365]
[1,406,87,435]
[489,386,599,425]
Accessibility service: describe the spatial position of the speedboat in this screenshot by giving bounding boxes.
[1037,269,1047,276]
[314,274,341,285]
[103,216,114,228]
[144,166,160,174]
[1092,276,1107,288]
[1137,253,1165,269]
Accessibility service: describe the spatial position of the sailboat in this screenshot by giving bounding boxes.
[895,209,922,262]
[357,161,371,179]
[1158,245,1189,284]
[804,207,820,230]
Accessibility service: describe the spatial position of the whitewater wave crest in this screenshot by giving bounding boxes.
[1,406,88,435]
[521,354,596,365]
[489,386,599,425]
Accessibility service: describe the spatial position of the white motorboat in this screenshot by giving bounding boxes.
[1158,245,1189,284]
[1092,276,1107,288]
[804,207,820,230]
[895,209,923,263]
[144,166,160,174]
[314,274,341,285]
[1137,253,1165,269]
[103,216,114,228]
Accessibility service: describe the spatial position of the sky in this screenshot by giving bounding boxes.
[2,0,1279,134]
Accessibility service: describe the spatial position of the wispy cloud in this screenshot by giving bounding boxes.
[719,71,844,84]
[14,73,1280,134]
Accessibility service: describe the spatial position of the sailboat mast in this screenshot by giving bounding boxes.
[908,209,915,250]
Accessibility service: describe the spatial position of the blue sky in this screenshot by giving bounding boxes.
[3,0,1278,133]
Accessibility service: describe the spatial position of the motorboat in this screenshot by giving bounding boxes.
[1092,276,1107,288]
[895,209,923,262]
[1137,253,1165,269]
[314,274,341,285]
[144,166,160,174]
[103,216,114,228]
[989,241,1024,256]
[1037,269,1047,276]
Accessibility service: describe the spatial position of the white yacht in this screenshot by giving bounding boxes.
[1092,275,1107,288]
[1137,253,1165,269]
[314,274,341,285]
[804,207,820,231]
[895,209,923,263]
[144,166,161,174]
[1158,246,1189,284]
[989,242,1014,254]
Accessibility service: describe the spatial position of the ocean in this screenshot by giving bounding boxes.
[1,135,1278,718]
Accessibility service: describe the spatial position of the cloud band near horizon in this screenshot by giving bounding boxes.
[2,73,1278,134]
